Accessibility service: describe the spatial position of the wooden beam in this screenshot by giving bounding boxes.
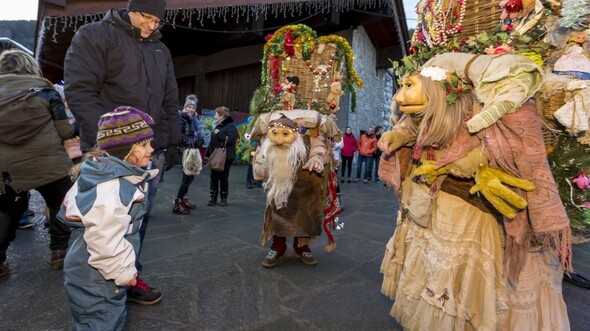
[391,0,409,56]
[42,0,311,17]
[42,0,66,7]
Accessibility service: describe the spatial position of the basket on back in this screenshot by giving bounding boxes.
[412,0,502,47]
[253,24,363,116]
[269,43,340,109]
[459,1,502,39]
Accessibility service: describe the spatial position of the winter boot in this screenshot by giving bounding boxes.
[207,190,218,206]
[293,237,317,266]
[262,236,287,268]
[173,199,190,215]
[181,197,196,210]
[50,249,66,270]
[127,276,162,305]
[220,191,228,206]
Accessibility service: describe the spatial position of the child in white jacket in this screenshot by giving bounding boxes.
[58,106,159,330]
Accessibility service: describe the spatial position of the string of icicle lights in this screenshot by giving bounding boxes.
[40,0,395,42]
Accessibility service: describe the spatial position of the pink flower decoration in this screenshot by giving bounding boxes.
[572,172,590,190]
[581,201,590,208]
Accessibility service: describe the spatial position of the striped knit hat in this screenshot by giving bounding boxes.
[97,106,154,160]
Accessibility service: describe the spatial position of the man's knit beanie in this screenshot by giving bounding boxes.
[128,0,167,21]
[97,106,154,160]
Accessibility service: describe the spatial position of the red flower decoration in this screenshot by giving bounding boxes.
[284,31,295,56]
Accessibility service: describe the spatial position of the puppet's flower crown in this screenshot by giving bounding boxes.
[420,66,472,105]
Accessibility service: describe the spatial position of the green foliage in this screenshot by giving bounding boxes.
[235,124,250,162]
[203,117,215,131]
[548,134,590,236]
[393,27,552,83]
[249,86,272,116]
[441,71,471,105]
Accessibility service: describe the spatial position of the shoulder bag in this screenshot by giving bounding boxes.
[207,137,227,172]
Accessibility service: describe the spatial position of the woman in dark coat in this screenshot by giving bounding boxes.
[172,95,202,215]
[205,106,238,206]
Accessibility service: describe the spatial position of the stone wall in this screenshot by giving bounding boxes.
[343,26,395,140]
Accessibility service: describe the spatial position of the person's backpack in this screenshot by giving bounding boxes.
[0,87,53,145]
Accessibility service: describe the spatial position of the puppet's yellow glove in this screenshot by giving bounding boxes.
[413,160,448,185]
[445,146,487,178]
[469,166,536,219]
[378,131,408,155]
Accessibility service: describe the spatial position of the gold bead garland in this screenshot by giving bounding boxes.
[415,0,467,47]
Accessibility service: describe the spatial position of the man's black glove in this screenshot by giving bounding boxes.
[164,144,178,171]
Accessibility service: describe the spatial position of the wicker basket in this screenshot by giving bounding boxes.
[268,43,340,108]
[541,119,559,150]
[458,1,502,39]
[537,89,567,150]
[543,91,566,120]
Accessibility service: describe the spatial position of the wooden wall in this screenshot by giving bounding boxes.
[177,63,262,115]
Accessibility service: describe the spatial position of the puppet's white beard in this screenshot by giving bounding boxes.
[262,136,307,209]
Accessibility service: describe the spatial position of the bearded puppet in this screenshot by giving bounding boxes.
[254,115,328,249]
[378,64,571,330]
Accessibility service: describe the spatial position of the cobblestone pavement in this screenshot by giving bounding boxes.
[1,164,588,331]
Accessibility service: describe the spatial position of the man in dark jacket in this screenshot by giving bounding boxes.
[64,0,179,305]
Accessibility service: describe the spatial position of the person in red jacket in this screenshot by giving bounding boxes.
[340,127,357,183]
[354,127,377,183]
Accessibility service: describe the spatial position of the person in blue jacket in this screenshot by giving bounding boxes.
[58,106,160,330]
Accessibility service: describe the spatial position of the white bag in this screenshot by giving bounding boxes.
[182,148,202,176]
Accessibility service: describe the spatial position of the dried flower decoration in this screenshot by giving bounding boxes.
[420,66,471,105]
[420,66,448,81]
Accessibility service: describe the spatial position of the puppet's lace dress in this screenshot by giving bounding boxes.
[380,177,570,331]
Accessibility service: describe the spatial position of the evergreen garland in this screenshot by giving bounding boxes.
[547,134,590,236]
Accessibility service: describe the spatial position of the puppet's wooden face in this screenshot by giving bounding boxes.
[394,74,428,114]
[267,126,297,147]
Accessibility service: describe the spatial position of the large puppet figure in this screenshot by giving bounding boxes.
[378,64,571,330]
[253,115,329,268]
